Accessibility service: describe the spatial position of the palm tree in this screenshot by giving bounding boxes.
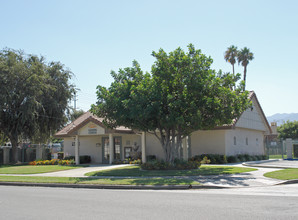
[237,47,254,90]
[224,45,238,75]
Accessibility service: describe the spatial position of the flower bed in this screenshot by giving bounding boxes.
[29,159,75,166]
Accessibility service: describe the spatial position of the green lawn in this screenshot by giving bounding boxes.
[86,165,257,177]
[264,168,298,180]
[0,165,83,174]
[269,155,283,159]
[0,176,199,185]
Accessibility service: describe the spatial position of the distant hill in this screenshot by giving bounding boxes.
[267,113,298,126]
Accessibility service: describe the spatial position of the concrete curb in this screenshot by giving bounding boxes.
[276,179,298,185]
[0,181,226,190]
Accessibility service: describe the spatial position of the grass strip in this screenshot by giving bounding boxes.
[86,165,257,177]
[264,168,298,180]
[0,176,199,185]
[0,165,83,174]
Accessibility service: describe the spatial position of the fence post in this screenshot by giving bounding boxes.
[286,138,293,159]
[3,147,10,164]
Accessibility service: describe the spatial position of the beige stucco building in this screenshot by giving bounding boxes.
[55,91,271,164]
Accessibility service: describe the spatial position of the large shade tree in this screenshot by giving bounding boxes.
[277,121,298,140]
[91,44,250,163]
[237,47,254,90]
[0,49,75,162]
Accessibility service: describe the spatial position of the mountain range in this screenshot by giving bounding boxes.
[267,113,298,126]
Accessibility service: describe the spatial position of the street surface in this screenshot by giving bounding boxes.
[1,184,298,220]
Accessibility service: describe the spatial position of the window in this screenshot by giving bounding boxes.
[88,128,97,134]
[246,137,248,145]
[234,136,236,145]
[256,138,259,146]
[114,137,121,160]
[72,142,75,146]
[124,147,132,159]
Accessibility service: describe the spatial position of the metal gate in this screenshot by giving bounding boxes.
[266,139,298,159]
[266,139,284,159]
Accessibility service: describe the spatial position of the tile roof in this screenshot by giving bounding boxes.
[214,91,271,133]
[54,111,134,137]
[55,91,271,137]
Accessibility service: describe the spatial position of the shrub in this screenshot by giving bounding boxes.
[191,154,267,164]
[64,155,91,164]
[146,155,157,161]
[227,155,239,163]
[130,159,142,165]
[200,156,211,164]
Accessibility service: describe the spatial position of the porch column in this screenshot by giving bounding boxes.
[286,138,293,159]
[109,133,114,164]
[3,147,10,164]
[75,135,80,165]
[183,137,188,161]
[141,132,146,163]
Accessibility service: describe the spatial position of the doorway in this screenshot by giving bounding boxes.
[102,136,122,164]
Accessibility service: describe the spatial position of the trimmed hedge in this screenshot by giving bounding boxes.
[64,155,91,164]
[190,154,268,164]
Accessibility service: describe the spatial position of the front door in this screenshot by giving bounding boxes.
[102,137,122,164]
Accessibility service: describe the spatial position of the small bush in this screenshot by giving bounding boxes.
[227,155,239,163]
[146,155,157,161]
[191,154,267,164]
[200,156,211,164]
[130,159,142,165]
[64,155,91,164]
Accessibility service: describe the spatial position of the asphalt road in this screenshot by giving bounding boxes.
[1,185,298,220]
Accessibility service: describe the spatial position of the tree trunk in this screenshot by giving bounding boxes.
[232,64,235,75]
[243,65,247,91]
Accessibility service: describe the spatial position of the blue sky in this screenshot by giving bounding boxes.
[1,0,297,116]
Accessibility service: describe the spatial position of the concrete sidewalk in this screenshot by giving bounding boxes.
[0,164,130,177]
[243,159,298,169]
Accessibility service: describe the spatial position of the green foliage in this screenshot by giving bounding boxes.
[91,44,250,163]
[146,155,157,161]
[0,48,75,162]
[190,154,227,164]
[224,45,238,74]
[69,109,85,122]
[237,47,254,90]
[64,155,91,164]
[190,154,267,164]
[277,121,298,139]
[0,131,8,146]
[199,156,211,164]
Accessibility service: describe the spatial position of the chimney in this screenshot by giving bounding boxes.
[271,122,277,135]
